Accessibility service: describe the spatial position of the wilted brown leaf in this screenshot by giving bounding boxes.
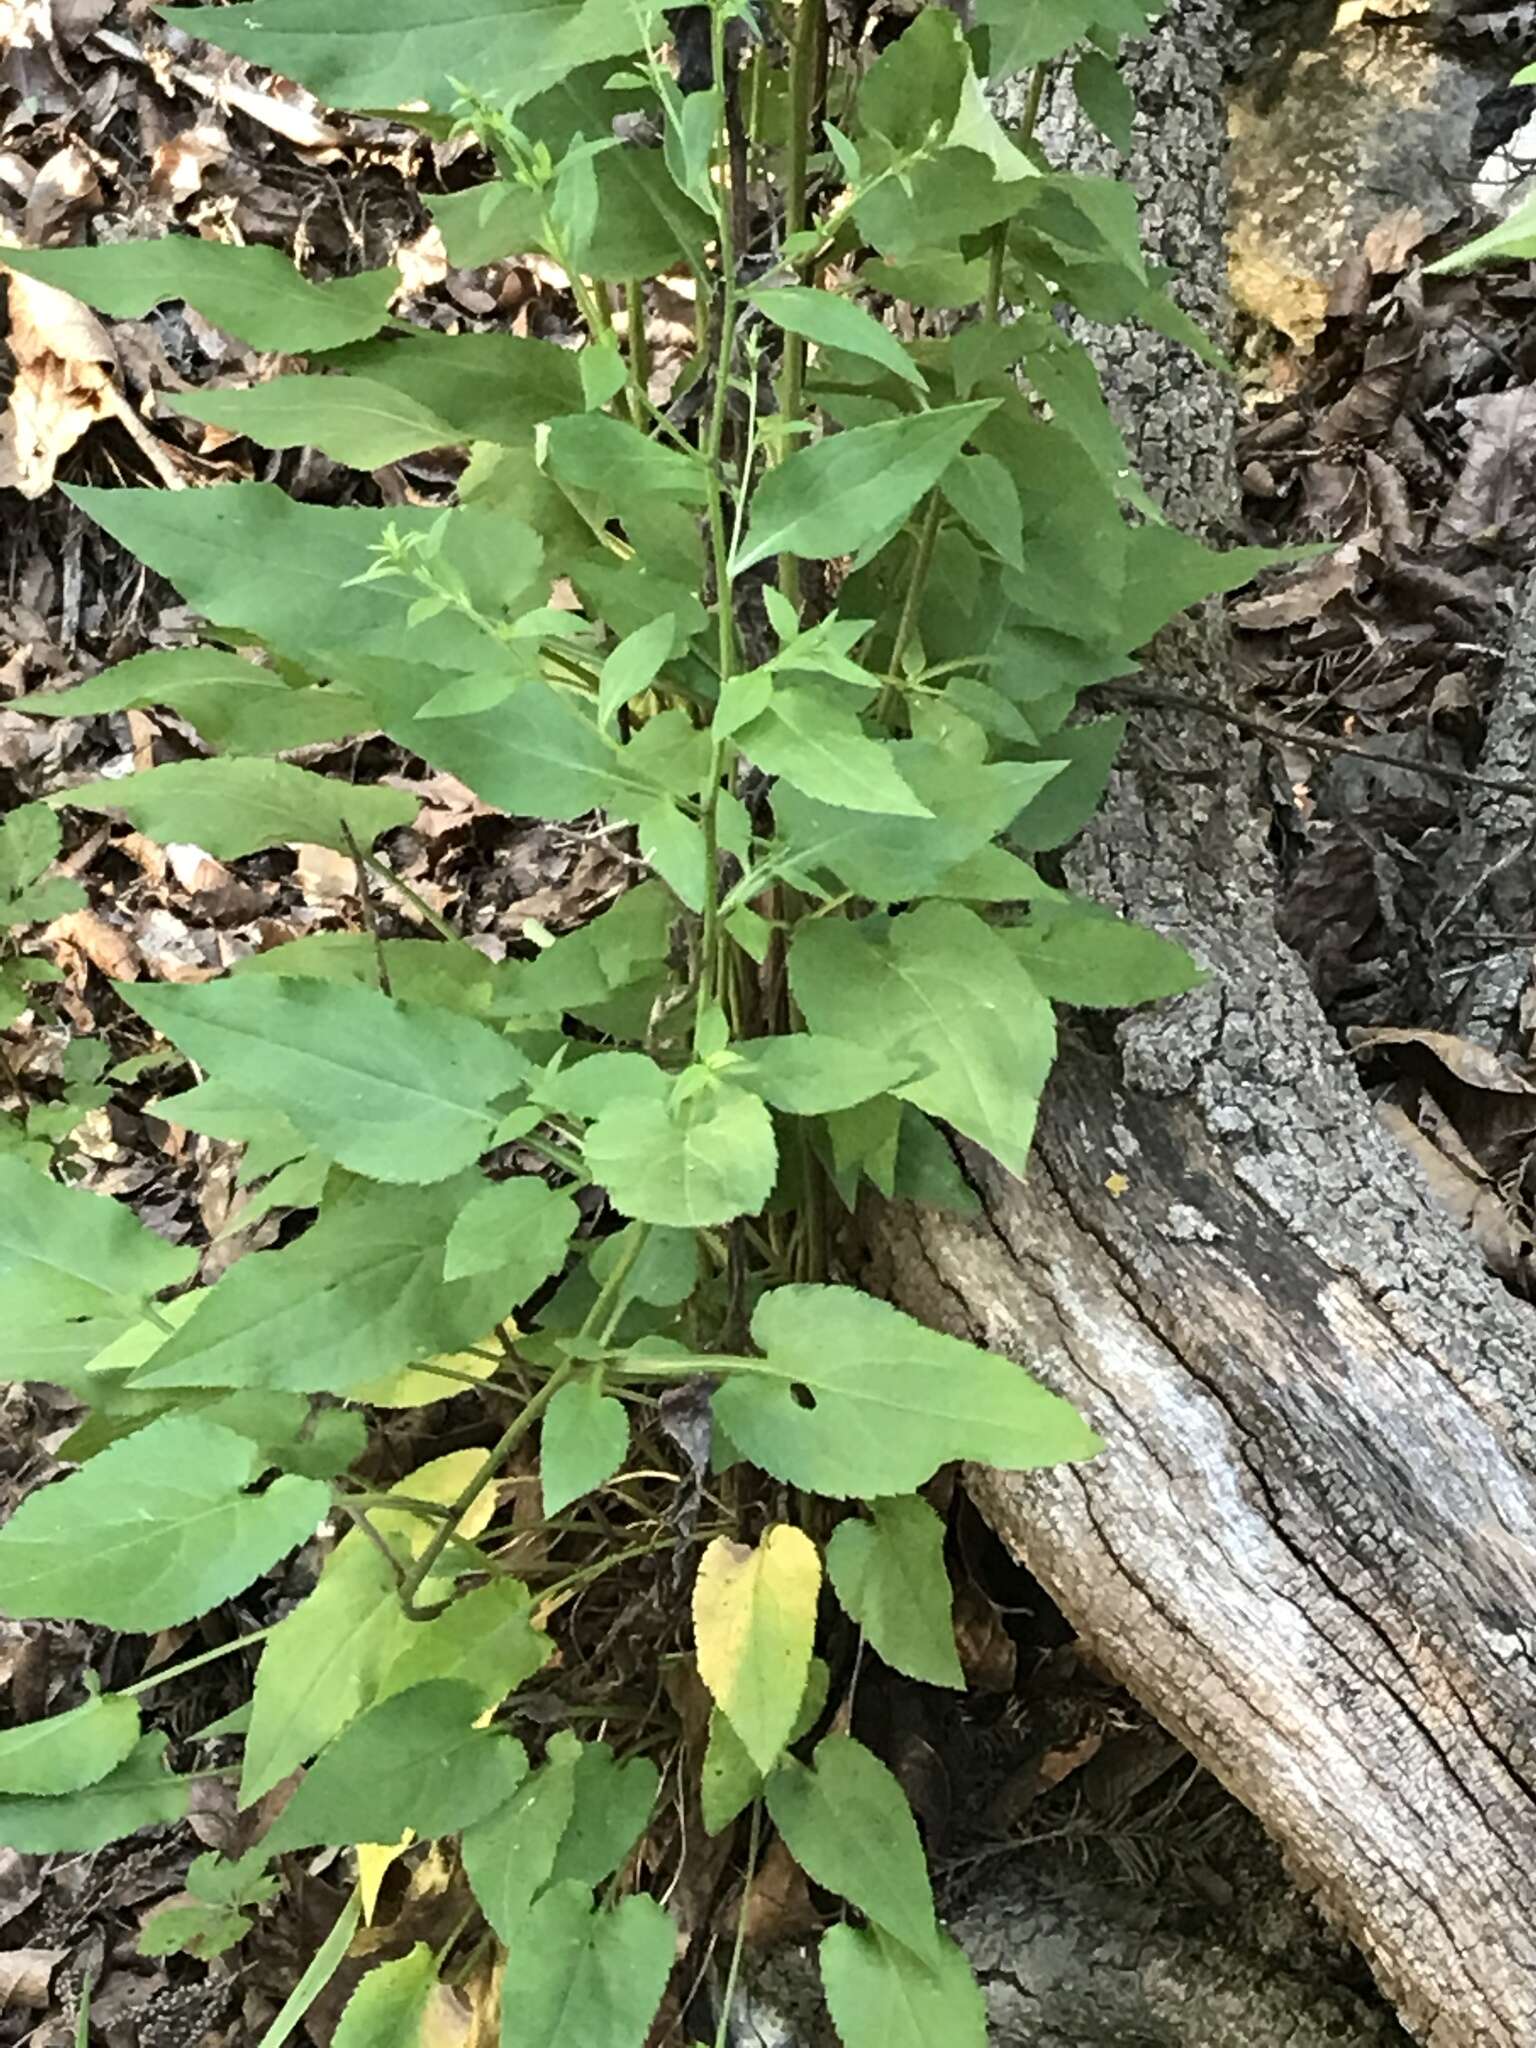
[0,1945,65,2009]
[0,266,117,498]
[1378,1104,1534,1294]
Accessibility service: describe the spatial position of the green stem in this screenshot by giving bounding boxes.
[396,1368,574,1620]
[697,0,743,1048]
[625,279,649,428]
[395,1226,650,1620]
[877,489,944,723]
[714,1799,762,2048]
[120,1625,275,1700]
[777,0,824,610]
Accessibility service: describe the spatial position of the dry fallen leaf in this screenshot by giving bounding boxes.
[1378,1104,1533,1295]
[0,262,187,494]
[43,907,143,983]
[0,266,117,498]
[0,1945,65,2009]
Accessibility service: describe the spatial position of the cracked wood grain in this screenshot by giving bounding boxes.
[862,3,1536,2040]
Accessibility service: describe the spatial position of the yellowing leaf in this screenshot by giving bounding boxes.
[352,1343,501,1410]
[356,1833,413,1925]
[693,1525,820,1774]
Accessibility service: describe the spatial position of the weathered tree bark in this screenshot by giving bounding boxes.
[859,6,1536,2044]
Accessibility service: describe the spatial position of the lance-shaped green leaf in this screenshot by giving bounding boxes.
[264,1681,526,1852]
[1427,191,1536,272]
[732,1035,917,1116]
[61,759,415,861]
[731,402,999,574]
[0,1155,196,1325]
[0,1415,328,1630]
[129,1178,523,1395]
[820,1925,987,2048]
[714,1285,1102,1498]
[356,670,671,824]
[541,1374,629,1515]
[545,412,709,507]
[161,0,666,114]
[825,1497,963,1688]
[584,1083,778,1228]
[18,649,374,755]
[999,898,1202,1007]
[0,1732,188,1854]
[165,375,461,469]
[512,1884,675,2048]
[596,614,676,734]
[773,750,1062,903]
[766,1737,939,1963]
[321,330,584,443]
[0,1691,141,1797]
[736,689,930,816]
[124,977,527,1184]
[790,902,1056,1178]
[66,486,543,673]
[333,1945,439,2048]
[0,240,394,352]
[748,286,927,390]
[973,0,1160,72]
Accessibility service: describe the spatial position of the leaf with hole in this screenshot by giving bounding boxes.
[826,1497,963,1688]
[693,1524,820,1774]
[0,1414,328,1631]
[714,1284,1102,1498]
[124,977,527,1185]
[1,240,394,353]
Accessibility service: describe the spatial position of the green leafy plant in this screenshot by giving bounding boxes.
[0,0,1271,2039]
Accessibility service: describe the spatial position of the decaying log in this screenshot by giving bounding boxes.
[858,6,1536,2043]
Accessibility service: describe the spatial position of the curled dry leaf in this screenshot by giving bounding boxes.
[0,1946,66,2009]
[150,125,231,205]
[1350,1026,1535,1097]
[1377,1103,1534,1295]
[0,267,118,499]
[23,141,100,245]
[42,907,143,983]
